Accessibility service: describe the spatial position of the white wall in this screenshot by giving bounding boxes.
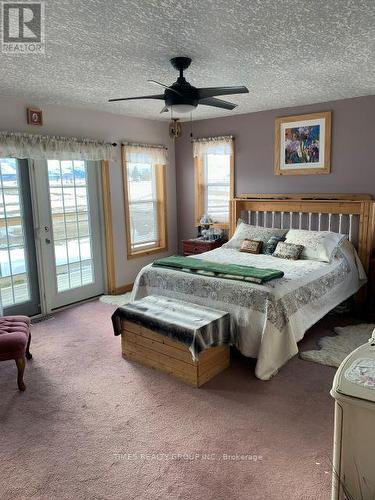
[0,97,177,287]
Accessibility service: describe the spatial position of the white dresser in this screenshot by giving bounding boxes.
[331,338,375,499]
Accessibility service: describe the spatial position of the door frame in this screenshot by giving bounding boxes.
[29,159,108,314]
[26,158,119,315]
[29,159,48,315]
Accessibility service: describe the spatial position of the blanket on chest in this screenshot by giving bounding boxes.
[111,296,233,360]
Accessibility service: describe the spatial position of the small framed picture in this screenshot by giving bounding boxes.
[27,108,43,126]
[274,111,331,175]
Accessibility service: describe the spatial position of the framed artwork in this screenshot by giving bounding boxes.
[27,108,43,126]
[274,111,331,175]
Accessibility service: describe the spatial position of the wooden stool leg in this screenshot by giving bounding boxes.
[26,332,32,360]
[15,357,26,391]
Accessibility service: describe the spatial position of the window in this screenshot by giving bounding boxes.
[194,137,234,227]
[0,158,30,307]
[122,144,167,258]
[47,159,94,292]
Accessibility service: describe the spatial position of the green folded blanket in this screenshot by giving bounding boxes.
[152,255,284,284]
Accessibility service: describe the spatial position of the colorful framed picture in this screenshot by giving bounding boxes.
[274,111,331,175]
[27,108,43,126]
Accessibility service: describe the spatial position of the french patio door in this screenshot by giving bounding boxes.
[33,159,104,311]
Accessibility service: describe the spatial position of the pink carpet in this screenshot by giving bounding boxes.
[0,300,343,499]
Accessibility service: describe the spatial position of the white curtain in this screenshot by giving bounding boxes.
[0,132,114,160]
[193,135,234,157]
[122,143,168,165]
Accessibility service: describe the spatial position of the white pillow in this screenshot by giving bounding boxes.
[223,221,288,250]
[285,229,346,262]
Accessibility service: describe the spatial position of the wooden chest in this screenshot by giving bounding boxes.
[121,320,230,387]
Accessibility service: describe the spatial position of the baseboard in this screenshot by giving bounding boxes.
[113,283,133,295]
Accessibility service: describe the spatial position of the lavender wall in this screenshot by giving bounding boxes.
[175,95,375,243]
[0,96,177,287]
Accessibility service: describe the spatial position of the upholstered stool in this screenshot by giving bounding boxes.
[0,316,32,391]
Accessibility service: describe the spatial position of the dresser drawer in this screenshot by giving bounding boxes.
[182,239,226,256]
[183,242,205,254]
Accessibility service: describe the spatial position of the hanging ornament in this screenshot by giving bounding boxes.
[169,118,182,139]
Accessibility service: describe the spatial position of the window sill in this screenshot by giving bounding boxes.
[127,244,168,260]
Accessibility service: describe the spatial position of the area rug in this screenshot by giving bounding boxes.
[300,323,375,368]
[99,292,131,306]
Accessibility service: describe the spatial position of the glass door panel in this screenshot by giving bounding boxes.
[33,159,104,311]
[48,160,95,293]
[0,158,40,316]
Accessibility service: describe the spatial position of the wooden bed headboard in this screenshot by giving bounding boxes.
[230,194,375,273]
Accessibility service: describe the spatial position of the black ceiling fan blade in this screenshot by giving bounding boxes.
[108,94,165,102]
[199,97,237,110]
[148,80,182,96]
[160,106,169,113]
[198,86,249,99]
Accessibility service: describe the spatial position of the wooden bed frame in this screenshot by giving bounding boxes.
[230,194,375,277]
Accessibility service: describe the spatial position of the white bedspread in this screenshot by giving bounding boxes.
[131,241,366,380]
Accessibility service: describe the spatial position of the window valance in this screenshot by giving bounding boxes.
[122,142,168,165]
[192,135,234,157]
[0,132,115,160]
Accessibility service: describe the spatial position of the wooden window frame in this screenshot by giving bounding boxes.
[101,160,116,293]
[122,145,167,259]
[194,139,235,229]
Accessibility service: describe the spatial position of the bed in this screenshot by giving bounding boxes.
[131,194,375,380]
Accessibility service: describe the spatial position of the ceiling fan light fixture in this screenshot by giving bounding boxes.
[169,103,197,114]
[109,57,249,114]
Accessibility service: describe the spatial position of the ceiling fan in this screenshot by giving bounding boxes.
[109,57,249,114]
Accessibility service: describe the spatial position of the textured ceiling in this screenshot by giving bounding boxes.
[1,0,375,121]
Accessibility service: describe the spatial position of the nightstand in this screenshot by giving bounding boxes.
[182,238,226,256]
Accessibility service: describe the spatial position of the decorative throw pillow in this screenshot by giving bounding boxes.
[273,242,304,260]
[240,239,263,254]
[285,229,346,262]
[223,220,288,250]
[263,235,286,255]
